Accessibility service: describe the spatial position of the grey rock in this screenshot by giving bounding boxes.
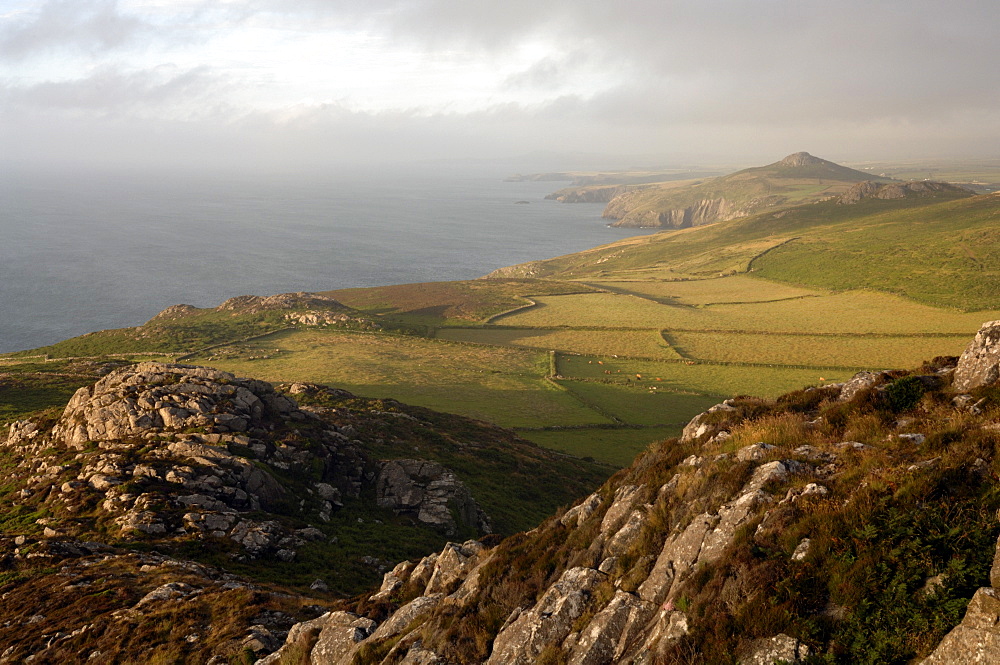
[740,633,811,664]
[954,321,1000,391]
[309,611,377,664]
[425,541,484,595]
[376,459,490,536]
[561,492,602,528]
[791,538,812,562]
[606,509,648,557]
[486,567,607,665]
[567,590,655,665]
[736,442,775,462]
[398,643,447,664]
[601,485,645,536]
[49,362,305,449]
[840,370,888,402]
[133,582,195,610]
[920,588,1000,664]
[680,401,736,443]
[638,513,716,605]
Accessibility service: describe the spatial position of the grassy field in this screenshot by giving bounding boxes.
[668,330,970,368]
[185,329,612,429]
[7,186,1000,471]
[497,288,1000,335]
[594,276,825,305]
[322,279,599,326]
[555,353,854,397]
[436,327,682,360]
[519,426,682,467]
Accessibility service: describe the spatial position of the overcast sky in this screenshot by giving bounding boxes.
[2,0,999,171]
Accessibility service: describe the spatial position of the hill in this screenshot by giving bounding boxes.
[0,361,609,661]
[591,152,894,229]
[8,324,1000,662]
[491,186,989,309]
[256,321,1000,664]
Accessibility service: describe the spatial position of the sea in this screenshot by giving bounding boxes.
[0,164,653,353]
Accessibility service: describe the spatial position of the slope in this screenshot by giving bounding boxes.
[601,152,893,228]
[491,186,992,309]
[262,323,1000,664]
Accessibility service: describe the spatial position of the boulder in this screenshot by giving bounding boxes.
[919,588,1000,664]
[954,321,1000,391]
[561,492,602,528]
[376,459,491,536]
[309,612,377,664]
[680,401,736,443]
[740,633,811,664]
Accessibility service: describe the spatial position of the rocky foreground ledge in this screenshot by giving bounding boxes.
[256,321,1000,663]
[0,362,496,662]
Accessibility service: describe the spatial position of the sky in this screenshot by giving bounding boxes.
[2,0,999,171]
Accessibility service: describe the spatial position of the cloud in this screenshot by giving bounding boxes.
[2,0,999,169]
[1,65,230,117]
[0,0,148,59]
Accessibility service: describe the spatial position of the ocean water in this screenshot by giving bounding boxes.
[0,165,652,353]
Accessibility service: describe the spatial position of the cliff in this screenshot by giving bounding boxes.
[601,152,891,229]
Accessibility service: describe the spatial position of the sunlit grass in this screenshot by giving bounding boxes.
[591,275,825,305]
[186,329,611,428]
[669,331,970,368]
[435,327,682,360]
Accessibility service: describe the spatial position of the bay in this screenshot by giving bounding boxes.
[0,164,650,353]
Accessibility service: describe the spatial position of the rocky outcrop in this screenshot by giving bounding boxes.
[739,633,812,664]
[680,399,736,443]
[779,151,824,167]
[486,567,608,665]
[49,362,298,448]
[545,184,630,203]
[920,534,1000,664]
[5,364,367,559]
[265,433,819,664]
[954,321,1000,392]
[604,195,748,229]
[838,180,972,204]
[376,459,491,536]
[146,292,378,330]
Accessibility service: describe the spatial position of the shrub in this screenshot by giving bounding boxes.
[883,376,927,413]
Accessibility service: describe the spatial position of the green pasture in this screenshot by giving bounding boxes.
[497,289,999,335]
[751,196,1000,310]
[555,379,722,426]
[592,276,825,305]
[323,278,598,325]
[518,426,681,468]
[669,331,970,368]
[186,329,611,429]
[435,327,682,360]
[494,293,706,328]
[556,354,852,398]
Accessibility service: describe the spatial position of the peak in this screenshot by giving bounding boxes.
[779,151,822,167]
